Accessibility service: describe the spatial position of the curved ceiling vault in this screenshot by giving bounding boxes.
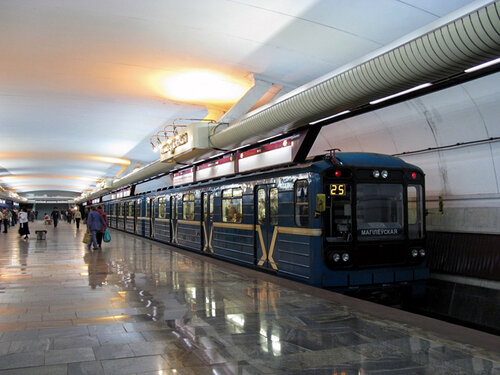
[0,0,489,202]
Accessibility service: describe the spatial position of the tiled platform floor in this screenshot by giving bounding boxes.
[0,221,499,374]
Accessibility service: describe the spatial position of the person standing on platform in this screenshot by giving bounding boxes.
[86,206,106,250]
[74,209,82,229]
[18,208,29,239]
[95,206,108,248]
[2,208,9,233]
[11,208,18,226]
[51,207,60,228]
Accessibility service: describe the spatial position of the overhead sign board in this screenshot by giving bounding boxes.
[160,123,212,163]
[196,155,235,181]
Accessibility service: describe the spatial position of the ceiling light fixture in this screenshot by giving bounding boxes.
[464,57,500,73]
[370,83,432,105]
[309,110,351,125]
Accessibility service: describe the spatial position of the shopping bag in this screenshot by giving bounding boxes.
[82,230,91,245]
[103,229,111,243]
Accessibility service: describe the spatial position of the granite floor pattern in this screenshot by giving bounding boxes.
[0,221,498,375]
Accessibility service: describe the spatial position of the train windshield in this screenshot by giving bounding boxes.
[356,184,404,241]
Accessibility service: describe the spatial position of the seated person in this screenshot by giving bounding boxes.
[44,213,52,225]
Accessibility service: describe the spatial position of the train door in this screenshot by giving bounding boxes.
[170,196,178,243]
[255,185,279,270]
[201,192,214,253]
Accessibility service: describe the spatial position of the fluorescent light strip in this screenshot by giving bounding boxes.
[257,133,284,143]
[370,83,432,105]
[309,110,351,125]
[464,57,500,73]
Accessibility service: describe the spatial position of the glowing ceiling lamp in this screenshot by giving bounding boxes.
[162,70,251,103]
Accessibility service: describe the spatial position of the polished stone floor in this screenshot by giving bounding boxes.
[0,221,499,375]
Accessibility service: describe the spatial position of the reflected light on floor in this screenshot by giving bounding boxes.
[161,70,252,104]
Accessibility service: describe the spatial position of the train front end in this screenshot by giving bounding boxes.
[317,153,428,297]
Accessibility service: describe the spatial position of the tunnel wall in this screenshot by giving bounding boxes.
[309,71,500,281]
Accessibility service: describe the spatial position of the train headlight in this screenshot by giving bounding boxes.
[332,253,340,262]
[342,253,349,262]
[419,249,426,257]
[372,170,380,178]
[381,170,388,179]
[411,249,418,258]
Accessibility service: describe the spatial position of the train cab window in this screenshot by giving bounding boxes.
[257,189,266,225]
[183,193,195,220]
[326,184,352,242]
[407,185,424,239]
[222,188,242,223]
[270,188,278,226]
[356,184,404,241]
[294,180,309,227]
[158,197,167,219]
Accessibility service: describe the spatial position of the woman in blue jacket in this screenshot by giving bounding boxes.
[86,206,106,250]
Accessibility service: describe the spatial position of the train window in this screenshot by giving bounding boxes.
[202,193,212,221]
[257,189,266,225]
[135,200,141,216]
[270,188,278,226]
[408,185,424,239]
[222,188,242,223]
[158,197,166,218]
[294,180,309,227]
[128,202,134,217]
[209,194,214,220]
[183,193,195,220]
[145,198,150,217]
[171,197,177,220]
[119,203,124,216]
[357,184,404,241]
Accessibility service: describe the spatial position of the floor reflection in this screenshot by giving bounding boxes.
[0,224,497,375]
[84,250,110,289]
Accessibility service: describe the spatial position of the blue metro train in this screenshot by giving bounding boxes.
[99,152,428,296]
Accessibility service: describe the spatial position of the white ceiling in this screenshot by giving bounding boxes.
[0,0,475,199]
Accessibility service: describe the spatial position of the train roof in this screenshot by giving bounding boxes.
[316,152,424,172]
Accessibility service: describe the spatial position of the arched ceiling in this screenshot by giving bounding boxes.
[0,0,478,201]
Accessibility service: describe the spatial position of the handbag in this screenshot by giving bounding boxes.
[103,229,111,243]
[82,230,91,245]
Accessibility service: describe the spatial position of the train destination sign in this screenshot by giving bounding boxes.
[359,228,402,236]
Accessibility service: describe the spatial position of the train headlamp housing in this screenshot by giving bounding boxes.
[372,170,380,178]
[381,170,388,179]
[332,253,340,262]
[419,249,426,257]
[411,249,418,258]
[342,253,350,262]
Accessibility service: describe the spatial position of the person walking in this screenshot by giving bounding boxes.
[18,208,30,239]
[51,207,60,228]
[86,206,106,251]
[2,208,9,233]
[74,209,82,229]
[95,206,108,248]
